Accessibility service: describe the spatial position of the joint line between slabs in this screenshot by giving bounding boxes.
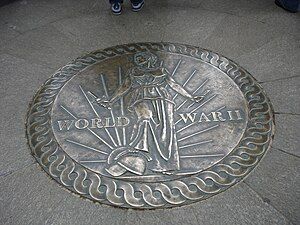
[242,181,293,223]
[272,147,300,159]
[0,161,36,178]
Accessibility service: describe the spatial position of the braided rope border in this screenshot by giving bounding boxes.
[26,43,274,209]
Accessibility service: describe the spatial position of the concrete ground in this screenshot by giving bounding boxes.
[0,0,299,224]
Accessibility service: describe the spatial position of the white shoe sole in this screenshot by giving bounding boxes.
[112,11,122,15]
[132,2,144,12]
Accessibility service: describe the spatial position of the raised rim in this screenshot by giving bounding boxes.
[26,42,274,209]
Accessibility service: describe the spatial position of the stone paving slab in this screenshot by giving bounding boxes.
[0,0,299,224]
[0,163,291,225]
[0,54,53,176]
[0,24,86,69]
[159,8,226,45]
[272,114,300,157]
[199,0,300,37]
[0,163,124,225]
[199,0,273,18]
[0,25,20,47]
[51,13,136,53]
[244,148,300,225]
[126,181,292,225]
[261,76,300,114]
[0,0,105,34]
[78,5,228,47]
[243,5,300,36]
[199,14,287,59]
[150,0,204,8]
[108,6,165,43]
[237,35,300,82]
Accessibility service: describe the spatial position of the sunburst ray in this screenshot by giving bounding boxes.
[180,153,224,159]
[118,67,127,146]
[177,124,219,143]
[66,139,109,155]
[178,140,212,149]
[60,105,114,150]
[79,85,118,147]
[101,74,122,146]
[172,69,197,101]
[165,59,182,88]
[79,160,107,163]
[176,78,210,111]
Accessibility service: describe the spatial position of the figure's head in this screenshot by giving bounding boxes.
[133,52,162,70]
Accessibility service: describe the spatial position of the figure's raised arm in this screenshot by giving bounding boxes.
[109,75,132,103]
[166,76,204,103]
[166,76,192,98]
[94,76,132,109]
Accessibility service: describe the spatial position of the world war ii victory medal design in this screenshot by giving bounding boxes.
[26,43,274,209]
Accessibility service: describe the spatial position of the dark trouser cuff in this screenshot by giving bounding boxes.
[109,0,123,4]
[131,0,143,4]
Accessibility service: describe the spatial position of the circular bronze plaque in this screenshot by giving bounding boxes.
[26,43,274,209]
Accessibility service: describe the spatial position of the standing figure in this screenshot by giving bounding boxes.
[98,52,203,176]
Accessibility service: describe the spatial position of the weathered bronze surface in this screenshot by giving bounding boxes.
[26,43,274,209]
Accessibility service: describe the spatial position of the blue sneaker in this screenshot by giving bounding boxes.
[111,2,122,15]
[275,0,299,13]
[131,0,144,12]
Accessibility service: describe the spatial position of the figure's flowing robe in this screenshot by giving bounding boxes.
[128,67,180,172]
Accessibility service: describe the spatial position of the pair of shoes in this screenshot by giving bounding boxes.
[131,0,144,12]
[111,0,144,15]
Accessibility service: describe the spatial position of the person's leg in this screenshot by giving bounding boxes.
[109,0,122,3]
[131,0,144,12]
[275,0,299,13]
[130,0,143,3]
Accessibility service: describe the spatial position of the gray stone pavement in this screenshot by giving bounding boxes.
[0,0,299,224]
